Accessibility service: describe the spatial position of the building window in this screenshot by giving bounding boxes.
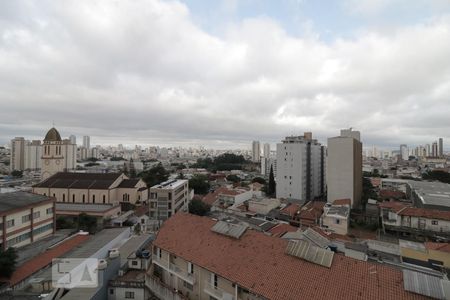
[47,207,53,214]
[63,194,65,202]
[168,193,172,200]
[432,220,438,225]
[125,291,135,299]
[92,195,95,203]
[132,261,138,266]
[22,214,31,223]
[213,274,218,288]
[183,280,193,291]
[188,262,194,274]
[33,211,40,219]
[335,219,340,224]
[109,289,114,295]
[53,193,55,198]
[103,195,106,203]
[73,194,75,202]
[82,195,85,203]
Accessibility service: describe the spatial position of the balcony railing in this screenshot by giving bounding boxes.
[204,281,235,300]
[146,274,189,300]
[152,256,195,284]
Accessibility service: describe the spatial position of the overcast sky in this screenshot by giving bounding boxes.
[1,0,450,149]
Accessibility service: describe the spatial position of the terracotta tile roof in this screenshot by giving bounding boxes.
[379,190,406,200]
[154,213,426,300]
[201,187,228,206]
[295,201,324,222]
[312,226,353,242]
[2,234,90,286]
[280,203,301,217]
[399,207,450,221]
[424,242,450,253]
[268,224,298,238]
[378,201,410,213]
[134,205,149,217]
[333,199,351,206]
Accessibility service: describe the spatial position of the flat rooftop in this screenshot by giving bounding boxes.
[0,191,52,213]
[408,180,450,207]
[150,179,187,189]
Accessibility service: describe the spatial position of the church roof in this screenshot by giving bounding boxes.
[33,172,123,190]
[44,127,62,141]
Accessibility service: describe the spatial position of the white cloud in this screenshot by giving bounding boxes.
[0,0,450,149]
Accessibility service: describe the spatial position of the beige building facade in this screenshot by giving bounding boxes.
[0,192,55,250]
[327,128,363,208]
[149,179,189,221]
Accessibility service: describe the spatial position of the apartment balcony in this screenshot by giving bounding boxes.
[146,274,188,300]
[152,256,195,285]
[203,281,235,300]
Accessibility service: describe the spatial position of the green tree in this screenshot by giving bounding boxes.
[189,174,210,195]
[362,177,378,211]
[226,174,240,183]
[251,177,266,184]
[11,170,23,178]
[0,247,18,278]
[423,170,450,184]
[188,199,211,216]
[78,213,98,234]
[267,165,276,197]
[139,163,169,187]
[129,158,137,178]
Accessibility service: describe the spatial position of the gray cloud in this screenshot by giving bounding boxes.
[1,0,450,150]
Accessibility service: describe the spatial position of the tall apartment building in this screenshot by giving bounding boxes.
[10,137,26,171]
[276,133,325,201]
[24,140,42,170]
[439,138,444,157]
[263,143,270,158]
[149,179,189,221]
[69,134,76,145]
[261,156,277,177]
[252,141,260,162]
[83,135,90,150]
[432,141,438,157]
[400,144,408,160]
[327,128,363,209]
[0,192,55,250]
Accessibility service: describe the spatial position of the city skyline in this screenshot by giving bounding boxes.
[1,1,450,148]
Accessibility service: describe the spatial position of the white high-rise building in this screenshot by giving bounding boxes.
[252,141,261,162]
[400,144,408,160]
[327,128,363,209]
[263,143,270,158]
[69,135,76,145]
[83,136,90,150]
[10,137,26,171]
[276,133,325,201]
[24,140,42,170]
[439,138,444,157]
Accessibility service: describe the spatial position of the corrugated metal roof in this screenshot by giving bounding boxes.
[403,270,445,299]
[302,228,331,249]
[211,221,248,239]
[286,240,334,268]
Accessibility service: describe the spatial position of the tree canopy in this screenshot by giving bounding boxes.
[251,177,266,184]
[139,163,169,187]
[422,170,450,184]
[267,165,276,197]
[192,153,249,171]
[189,174,210,195]
[78,213,98,234]
[0,247,18,278]
[188,199,211,216]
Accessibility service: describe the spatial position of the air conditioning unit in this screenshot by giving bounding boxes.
[109,248,119,258]
[98,259,108,270]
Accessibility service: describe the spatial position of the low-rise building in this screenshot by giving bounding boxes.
[407,180,450,211]
[148,213,428,300]
[248,198,280,215]
[380,201,450,240]
[321,199,350,235]
[149,179,189,221]
[0,191,55,250]
[400,240,450,270]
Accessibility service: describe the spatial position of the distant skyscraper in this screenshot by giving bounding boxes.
[24,140,42,170]
[252,141,261,162]
[439,138,444,157]
[276,133,325,201]
[327,128,362,208]
[426,144,431,157]
[400,144,408,160]
[10,137,26,171]
[263,143,270,158]
[432,141,438,157]
[83,136,90,149]
[69,135,76,145]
